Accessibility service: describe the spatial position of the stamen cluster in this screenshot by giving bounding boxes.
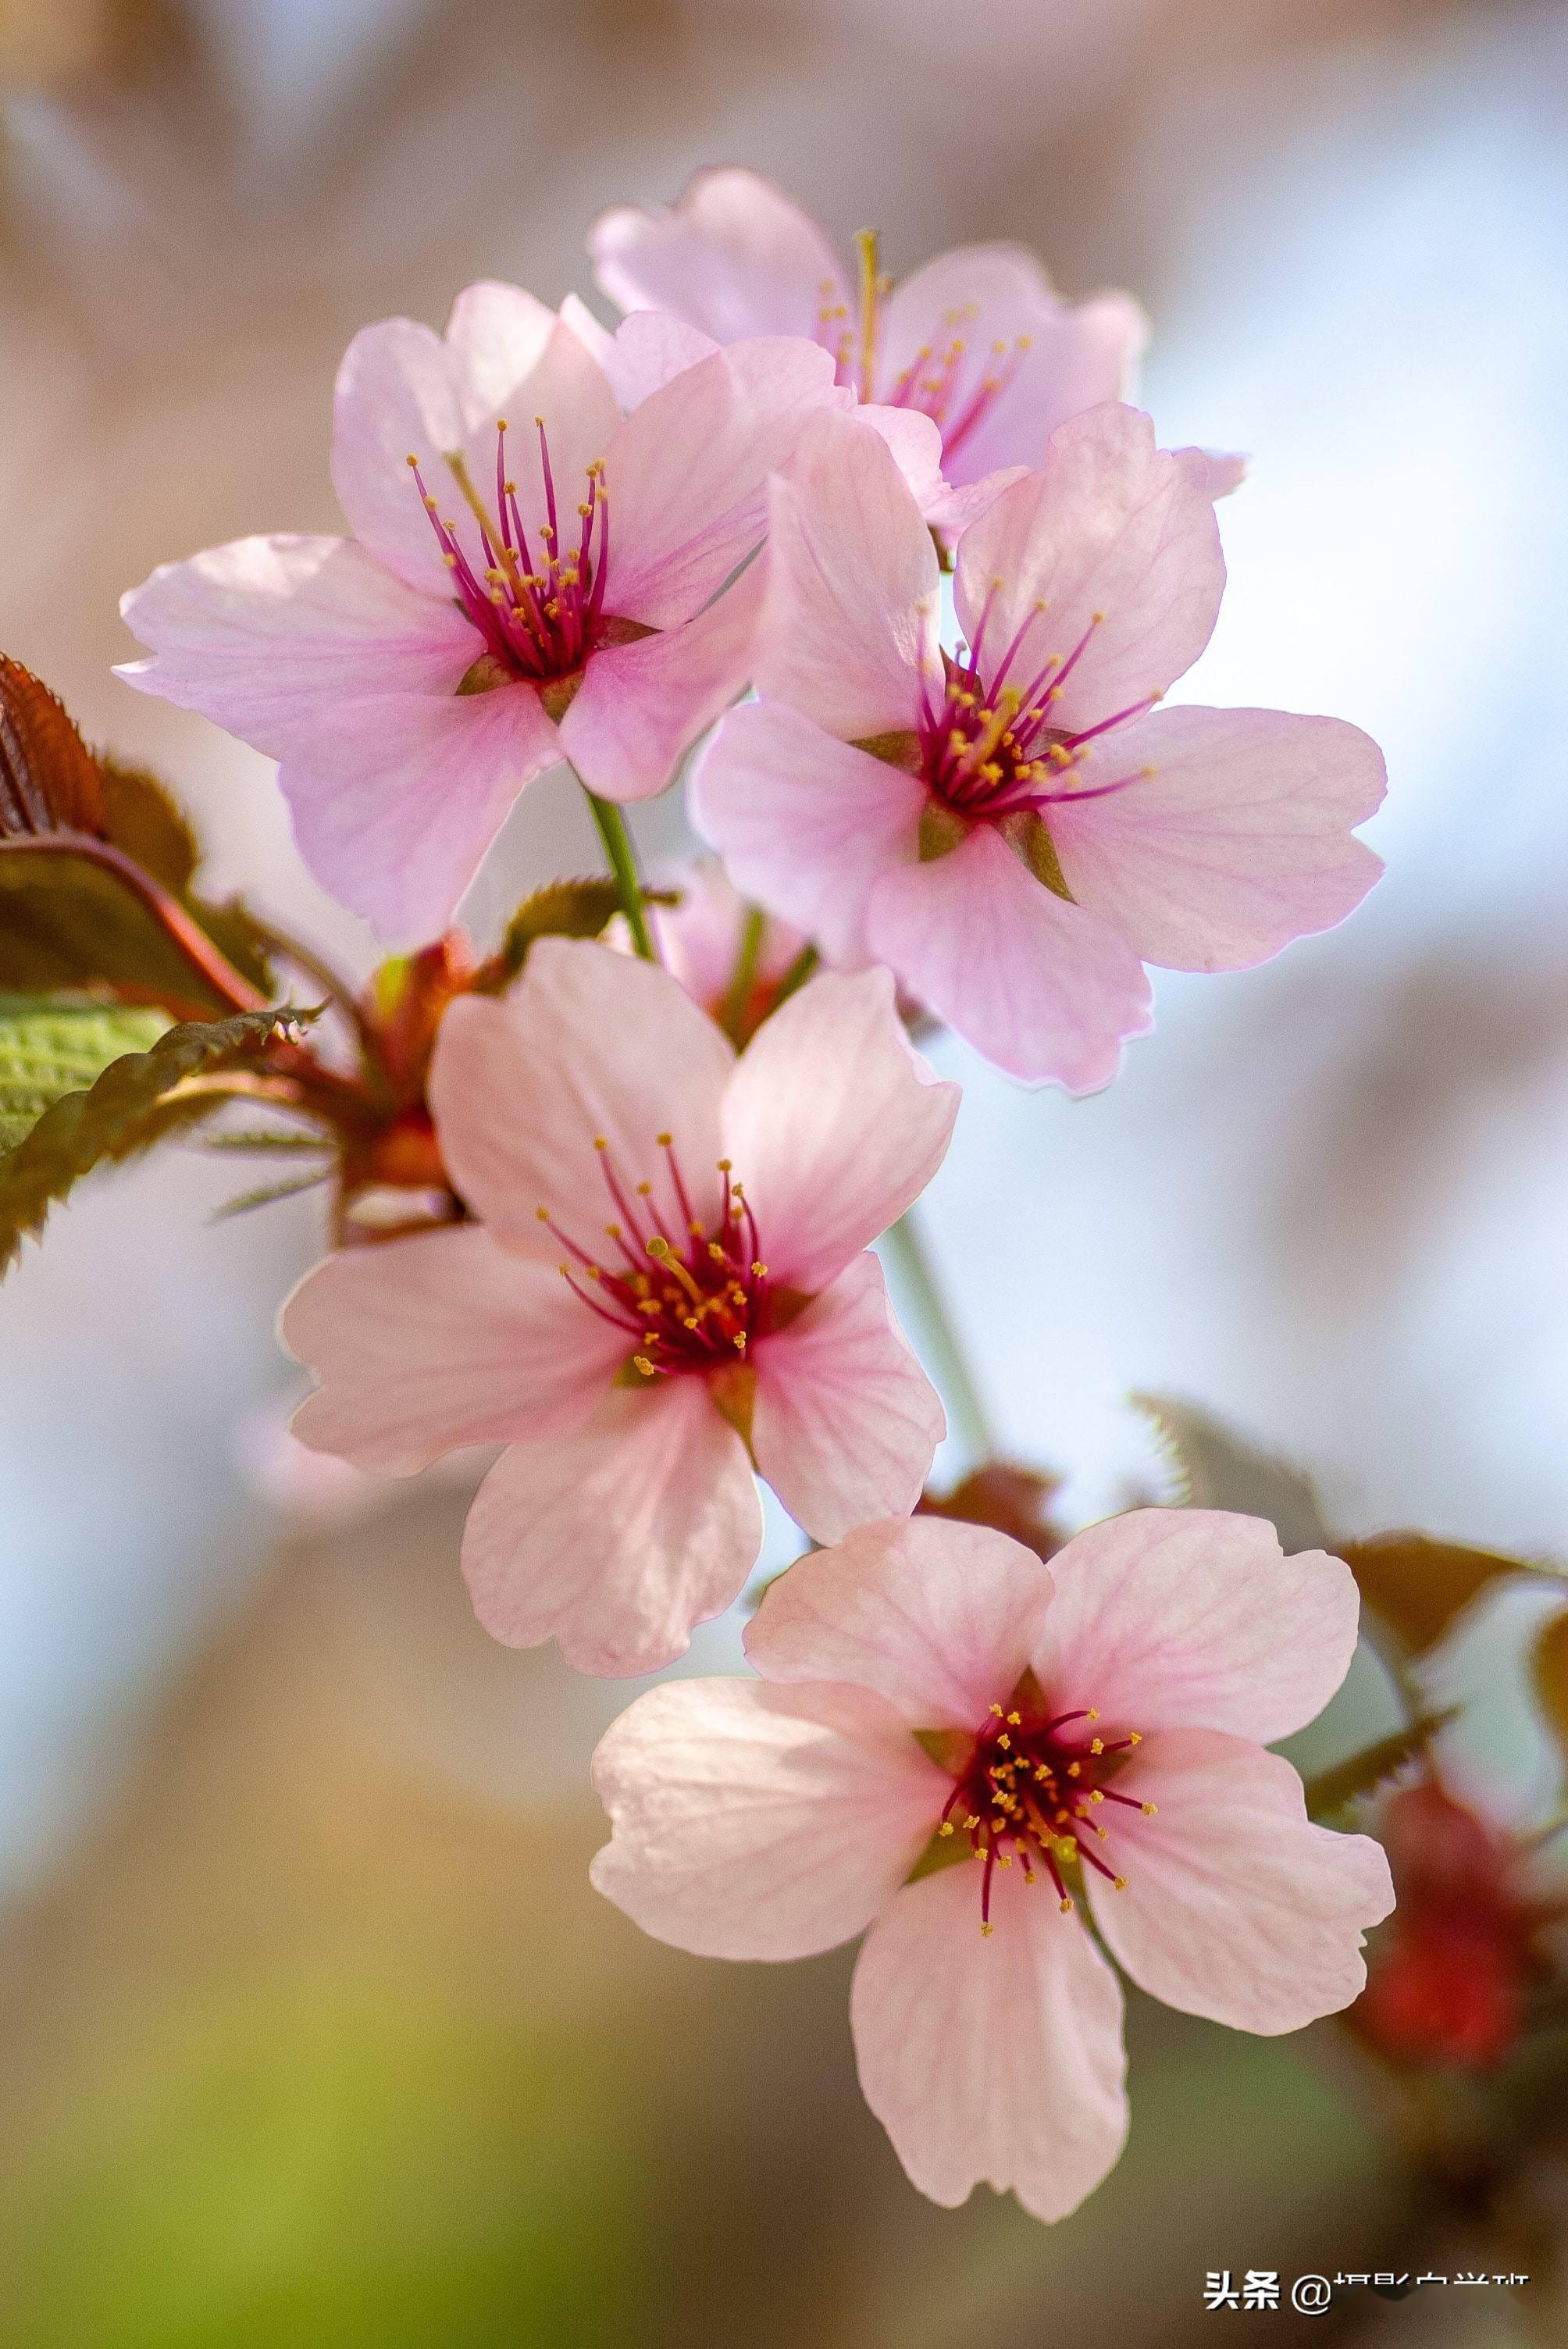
[935,1684,1150,1934]
[409,419,609,688]
[540,1135,772,1379]
[918,597,1156,821]
[815,230,1030,462]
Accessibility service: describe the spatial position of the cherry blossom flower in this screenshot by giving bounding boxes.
[694,407,1386,1089]
[116,284,841,944]
[280,939,957,1677]
[593,1509,1393,2220]
[590,166,1147,491]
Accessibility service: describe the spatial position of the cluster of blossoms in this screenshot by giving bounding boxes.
[88,167,1403,2220]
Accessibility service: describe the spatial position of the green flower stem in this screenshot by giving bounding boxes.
[882,1207,994,1463]
[722,905,766,1040]
[583,786,659,964]
[772,943,819,1006]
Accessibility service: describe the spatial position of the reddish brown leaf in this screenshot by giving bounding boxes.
[0,656,104,839]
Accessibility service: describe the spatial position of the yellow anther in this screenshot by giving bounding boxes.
[593,1135,609,1151]
[1142,1802,1158,1817]
[655,1131,672,1146]
[535,1206,550,1221]
[750,1261,768,1277]
[1113,1876,1127,1891]
[635,1180,652,1196]
[997,1853,1013,1869]
[1089,1790,1104,1805]
[1128,1731,1142,1746]
[1086,1709,1099,1720]
[989,1702,1003,1716]
[1059,1897,1074,1914]
[1067,1763,1081,1778]
[981,1923,994,1937]
[938,1820,954,1837]
[405,453,419,468]
[633,1355,654,1377]
[605,1223,622,1240]
[964,1815,979,1831]
[1091,1738,1104,1756]
[996,1734,1010,1752]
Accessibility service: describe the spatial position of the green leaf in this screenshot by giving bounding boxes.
[1532,1611,1568,1765]
[0,1007,313,1274]
[476,879,625,992]
[1302,1713,1457,1820]
[1340,1532,1559,1657]
[0,995,170,1150]
[210,1170,332,1221]
[1131,1392,1331,1553]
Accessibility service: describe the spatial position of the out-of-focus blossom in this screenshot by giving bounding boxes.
[590,166,1146,491]
[1349,1773,1562,2073]
[615,856,809,1046]
[116,286,841,943]
[918,1461,1068,1561]
[591,1509,1392,2219]
[280,941,957,1676]
[696,408,1385,1088]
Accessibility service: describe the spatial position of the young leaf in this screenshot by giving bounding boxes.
[0,994,170,1149]
[0,1007,314,1274]
[476,878,625,991]
[97,759,198,891]
[0,655,104,836]
[210,1169,332,1221]
[1302,1714,1456,1820]
[1340,1532,1557,1657]
[1131,1392,1331,1553]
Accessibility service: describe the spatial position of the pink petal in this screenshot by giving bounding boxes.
[279,678,562,946]
[558,563,763,805]
[590,1675,945,1959]
[443,280,560,427]
[331,315,467,597]
[864,823,1153,1091]
[691,701,923,968]
[747,1517,1057,1730]
[115,535,474,759]
[720,966,959,1293]
[1085,1730,1395,2033]
[428,939,735,1245]
[750,1253,945,1542]
[603,337,840,628]
[557,291,618,378]
[881,244,1146,485]
[460,1376,763,1674]
[921,465,1031,535]
[454,311,621,558]
[852,405,949,521]
[590,166,849,343]
[953,405,1224,735]
[600,311,721,409]
[851,1862,1129,2220]
[1031,1508,1363,1744]
[1048,705,1386,971]
[755,410,939,738]
[279,1226,620,1474]
[1181,447,1248,501]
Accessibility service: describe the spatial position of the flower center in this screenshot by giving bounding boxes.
[408,419,611,690]
[815,229,1032,462]
[925,1669,1152,1935]
[540,1135,776,1381]
[916,590,1159,825]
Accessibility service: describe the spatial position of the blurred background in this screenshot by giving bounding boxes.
[1,0,1566,2339]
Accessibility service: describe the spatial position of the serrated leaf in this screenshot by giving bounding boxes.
[1341,1532,1556,1657]
[476,878,625,991]
[0,655,103,836]
[0,1006,313,1274]
[0,994,171,1149]
[1533,1612,1568,1763]
[1131,1392,1331,1553]
[97,760,198,891]
[0,850,243,1011]
[1302,1713,1457,1820]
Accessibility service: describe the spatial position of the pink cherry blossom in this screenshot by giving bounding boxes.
[590,1508,1394,2220]
[115,284,841,944]
[694,406,1386,1089]
[280,939,957,1676]
[590,166,1147,490]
